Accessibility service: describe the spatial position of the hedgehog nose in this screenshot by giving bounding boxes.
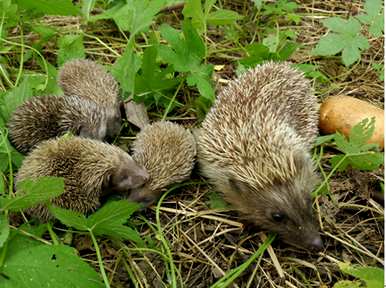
[310,235,323,251]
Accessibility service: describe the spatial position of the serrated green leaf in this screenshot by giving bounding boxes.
[93,223,144,245]
[207,9,243,25]
[16,0,80,16]
[135,37,179,100]
[333,280,362,288]
[323,17,361,34]
[91,0,164,35]
[0,212,9,248]
[87,200,140,229]
[356,0,384,37]
[0,244,104,288]
[87,200,143,244]
[338,262,384,288]
[295,64,329,83]
[57,34,85,66]
[159,20,214,102]
[312,33,345,56]
[313,134,335,147]
[341,44,361,66]
[182,0,205,33]
[49,206,88,231]
[348,118,376,150]
[1,177,65,211]
[313,17,370,66]
[0,75,45,123]
[112,44,142,96]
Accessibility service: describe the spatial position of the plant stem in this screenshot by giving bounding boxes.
[47,222,59,245]
[89,229,111,288]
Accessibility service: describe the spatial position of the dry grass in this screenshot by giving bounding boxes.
[4,0,384,287]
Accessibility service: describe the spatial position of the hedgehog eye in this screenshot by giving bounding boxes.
[271,212,286,222]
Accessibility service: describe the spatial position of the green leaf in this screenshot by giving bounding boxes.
[16,0,80,16]
[159,20,214,103]
[49,200,144,244]
[81,0,96,21]
[338,262,384,288]
[134,36,180,104]
[0,244,104,288]
[182,0,206,33]
[333,280,362,288]
[0,212,9,248]
[0,75,45,123]
[312,17,370,66]
[1,177,65,211]
[49,206,89,231]
[88,201,143,244]
[91,0,165,35]
[57,34,85,66]
[0,0,19,36]
[312,33,346,56]
[330,118,384,172]
[356,0,384,37]
[295,63,329,83]
[112,43,142,96]
[313,134,335,147]
[207,192,229,209]
[207,9,243,25]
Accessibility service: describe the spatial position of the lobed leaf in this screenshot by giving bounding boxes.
[49,206,88,231]
[0,243,104,288]
[0,212,9,248]
[16,0,80,16]
[1,177,65,211]
[207,9,243,25]
[112,44,142,96]
[338,262,384,288]
[57,34,85,66]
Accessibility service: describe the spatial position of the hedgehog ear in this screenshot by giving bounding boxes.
[228,178,251,194]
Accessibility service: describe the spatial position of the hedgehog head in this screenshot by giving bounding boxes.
[108,155,149,194]
[128,121,196,207]
[208,150,323,251]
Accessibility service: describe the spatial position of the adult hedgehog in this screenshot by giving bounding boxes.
[196,62,323,250]
[58,59,121,138]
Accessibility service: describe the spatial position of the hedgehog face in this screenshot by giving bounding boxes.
[221,158,323,251]
[109,157,149,193]
[127,183,158,207]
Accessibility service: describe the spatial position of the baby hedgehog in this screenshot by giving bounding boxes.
[16,136,149,220]
[128,121,196,207]
[58,59,121,138]
[8,95,107,154]
[196,62,323,251]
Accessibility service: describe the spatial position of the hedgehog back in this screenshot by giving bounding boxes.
[197,62,318,187]
[8,95,107,154]
[132,121,196,193]
[16,137,129,219]
[58,59,119,107]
